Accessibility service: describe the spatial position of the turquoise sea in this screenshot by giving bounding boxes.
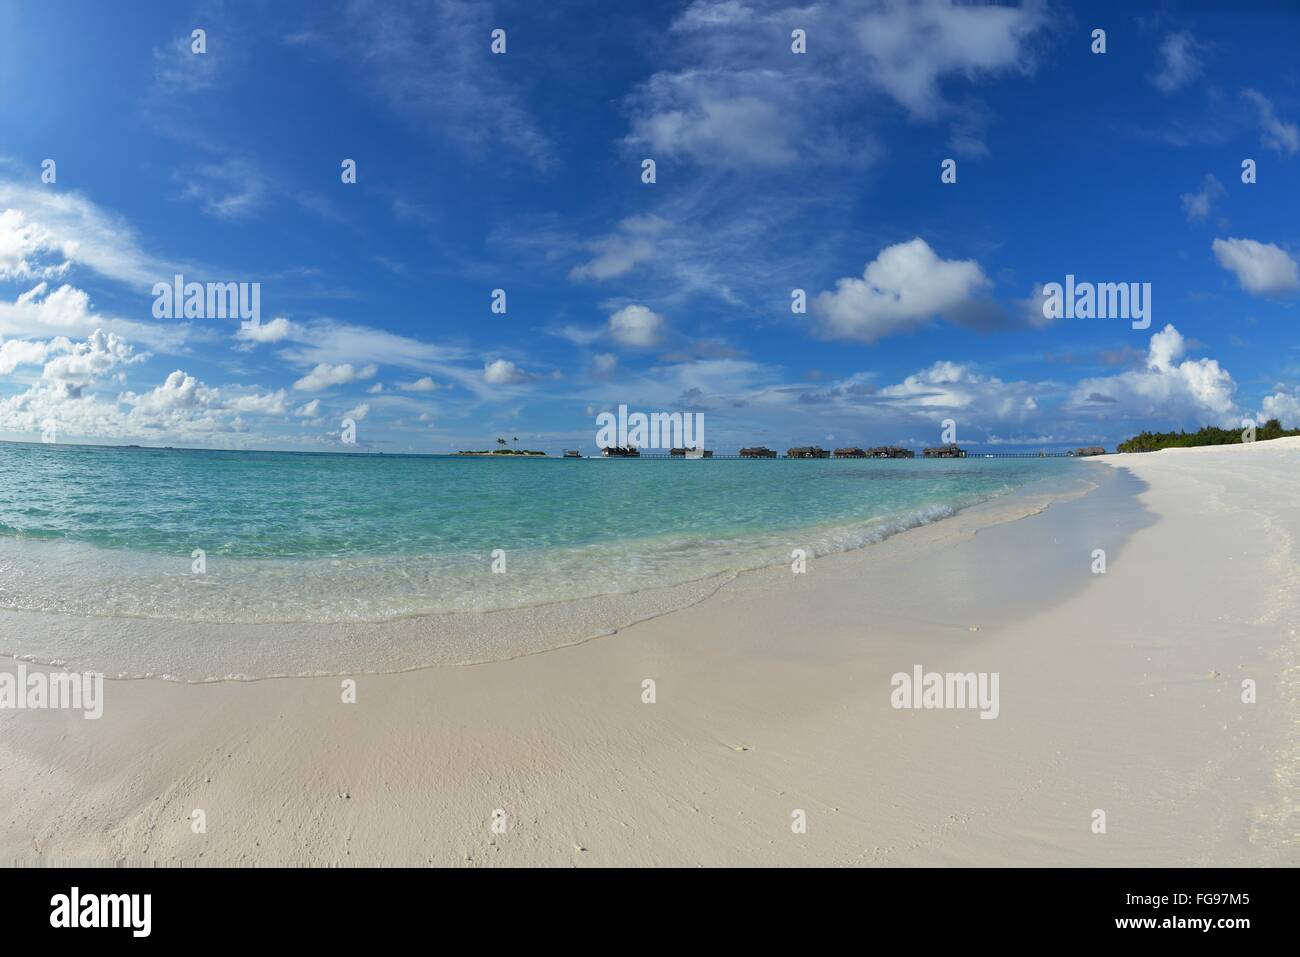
[0,442,1076,630]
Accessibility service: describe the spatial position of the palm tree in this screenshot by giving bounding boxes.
[512,435,518,448]
[496,437,506,449]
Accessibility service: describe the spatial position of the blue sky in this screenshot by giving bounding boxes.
[1,0,1298,453]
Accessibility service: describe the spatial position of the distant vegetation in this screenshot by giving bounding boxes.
[456,449,546,456]
[1117,418,1300,453]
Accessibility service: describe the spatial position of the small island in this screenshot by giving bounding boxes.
[455,449,546,456]
[458,436,547,455]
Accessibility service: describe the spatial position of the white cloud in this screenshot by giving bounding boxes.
[621,2,852,169]
[344,402,370,422]
[552,324,605,347]
[1260,389,1300,428]
[1241,89,1300,155]
[294,398,320,417]
[622,0,1048,171]
[483,359,529,385]
[878,360,1042,419]
[227,389,288,415]
[0,209,76,280]
[398,376,442,392]
[0,182,183,288]
[855,0,1050,118]
[592,353,618,378]
[1151,32,1202,94]
[292,361,378,392]
[1211,237,1300,296]
[1180,174,1223,222]
[0,337,64,375]
[0,282,188,353]
[42,329,143,395]
[0,328,296,443]
[1071,325,1237,425]
[812,238,993,342]
[626,77,802,168]
[570,215,668,281]
[122,370,214,414]
[236,316,297,344]
[608,304,666,348]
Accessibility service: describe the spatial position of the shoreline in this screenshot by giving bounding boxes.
[0,442,1294,865]
[0,467,1090,681]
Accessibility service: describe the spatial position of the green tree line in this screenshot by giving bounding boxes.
[1117,418,1300,453]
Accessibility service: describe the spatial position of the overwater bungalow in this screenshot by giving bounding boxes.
[1071,446,1107,457]
[867,446,915,458]
[833,447,867,458]
[670,448,714,458]
[787,446,830,459]
[739,446,777,458]
[922,444,967,458]
[601,446,640,457]
[563,450,582,458]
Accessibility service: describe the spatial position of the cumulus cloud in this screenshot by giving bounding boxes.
[42,329,143,396]
[1151,32,1202,94]
[0,209,77,280]
[122,370,215,414]
[608,304,666,348]
[855,0,1050,118]
[294,398,321,418]
[483,359,530,385]
[292,361,378,392]
[812,238,995,342]
[1070,325,1237,426]
[877,360,1043,419]
[1260,389,1300,428]
[343,402,370,421]
[0,328,271,443]
[398,376,442,392]
[227,389,289,415]
[0,337,65,375]
[0,282,187,352]
[236,316,297,344]
[1212,237,1300,295]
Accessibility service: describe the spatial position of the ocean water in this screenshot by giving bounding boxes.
[0,442,1074,629]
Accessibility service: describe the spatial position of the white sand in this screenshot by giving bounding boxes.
[1,440,1296,866]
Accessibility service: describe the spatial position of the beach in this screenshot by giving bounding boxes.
[1,440,1296,866]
